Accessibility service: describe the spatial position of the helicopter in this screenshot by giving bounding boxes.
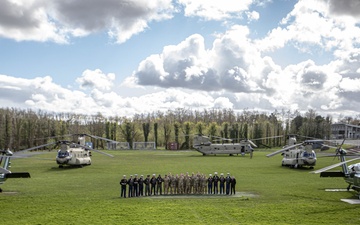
[266,135,317,169]
[0,149,31,192]
[311,140,360,199]
[21,134,115,168]
[192,134,261,158]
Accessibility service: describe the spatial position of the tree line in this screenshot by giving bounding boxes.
[0,107,351,151]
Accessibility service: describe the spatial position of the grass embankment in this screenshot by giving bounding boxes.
[1,149,359,224]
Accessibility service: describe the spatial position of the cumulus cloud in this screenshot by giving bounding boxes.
[0,0,174,43]
[178,0,253,21]
[76,69,115,91]
[257,0,360,55]
[127,25,277,93]
[0,74,235,117]
[122,0,360,116]
[327,0,360,18]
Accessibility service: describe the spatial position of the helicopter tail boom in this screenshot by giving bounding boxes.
[5,172,31,178]
[320,171,345,177]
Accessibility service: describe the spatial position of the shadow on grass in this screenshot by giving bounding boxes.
[47,165,88,171]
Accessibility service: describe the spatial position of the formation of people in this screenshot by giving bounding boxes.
[119,172,237,198]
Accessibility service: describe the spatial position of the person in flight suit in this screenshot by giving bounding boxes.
[225,172,231,195]
[120,175,127,198]
[164,174,170,195]
[170,174,176,194]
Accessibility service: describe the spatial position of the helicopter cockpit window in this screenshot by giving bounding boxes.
[303,152,316,158]
[57,151,70,158]
[353,165,360,172]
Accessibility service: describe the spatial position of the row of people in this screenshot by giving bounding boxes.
[119,172,237,198]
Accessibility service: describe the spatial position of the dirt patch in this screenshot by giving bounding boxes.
[145,192,258,199]
[1,191,18,195]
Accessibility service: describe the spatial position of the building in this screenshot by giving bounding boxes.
[331,123,360,139]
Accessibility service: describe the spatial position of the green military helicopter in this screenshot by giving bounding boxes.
[0,149,30,192]
[311,139,360,199]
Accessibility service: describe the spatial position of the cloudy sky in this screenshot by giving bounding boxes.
[1,0,360,120]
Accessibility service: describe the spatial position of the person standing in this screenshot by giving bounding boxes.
[231,176,236,195]
[138,175,144,196]
[170,174,176,195]
[219,173,225,194]
[179,174,184,194]
[156,174,164,195]
[189,173,195,194]
[207,174,213,194]
[127,175,134,198]
[133,174,139,197]
[213,172,219,194]
[164,174,170,195]
[201,174,207,194]
[184,173,190,194]
[225,173,231,195]
[120,175,127,198]
[150,174,157,195]
[144,175,151,196]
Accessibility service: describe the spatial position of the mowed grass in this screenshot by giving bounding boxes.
[1,149,359,225]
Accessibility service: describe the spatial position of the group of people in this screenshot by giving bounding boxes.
[119,172,237,198]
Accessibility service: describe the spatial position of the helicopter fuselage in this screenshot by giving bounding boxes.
[56,144,91,167]
[193,142,254,155]
[281,148,317,168]
[345,163,360,192]
[193,135,254,156]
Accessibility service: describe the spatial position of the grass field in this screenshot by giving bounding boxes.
[1,148,359,225]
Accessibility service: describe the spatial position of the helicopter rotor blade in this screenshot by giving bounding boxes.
[34,134,73,141]
[16,142,58,153]
[90,149,114,158]
[247,140,258,148]
[252,135,283,141]
[266,143,303,157]
[80,134,119,143]
[310,157,360,174]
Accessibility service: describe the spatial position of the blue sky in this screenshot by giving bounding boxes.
[1,0,360,121]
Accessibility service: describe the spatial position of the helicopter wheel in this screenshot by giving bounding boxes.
[59,165,64,168]
[294,164,298,169]
[0,188,2,193]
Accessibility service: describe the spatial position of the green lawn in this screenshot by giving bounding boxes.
[1,149,359,225]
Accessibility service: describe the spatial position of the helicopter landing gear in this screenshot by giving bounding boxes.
[59,165,64,168]
[347,184,351,191]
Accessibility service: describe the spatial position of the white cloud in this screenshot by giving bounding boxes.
[257,0,360,55]
[246,11,260,22]
[0,0,175,43]
[128,25,278,93]
[76,69,115,91]
[178,0,253,20]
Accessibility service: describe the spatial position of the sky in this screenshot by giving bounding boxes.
[1,0,360,120]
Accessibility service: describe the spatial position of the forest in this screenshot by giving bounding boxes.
[0,107,357,151]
